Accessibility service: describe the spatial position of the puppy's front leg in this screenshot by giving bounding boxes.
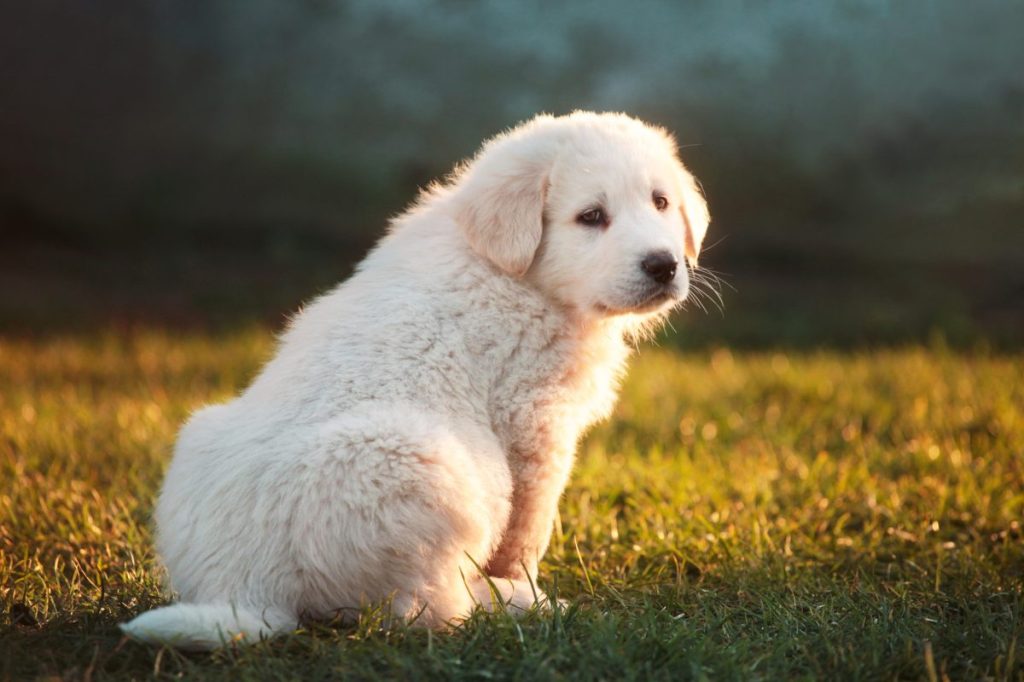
[486,450,574,582]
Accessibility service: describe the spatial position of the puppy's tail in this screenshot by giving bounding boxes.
[119,602,295,651]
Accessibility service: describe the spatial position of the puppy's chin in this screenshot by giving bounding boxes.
[594,284,686,317]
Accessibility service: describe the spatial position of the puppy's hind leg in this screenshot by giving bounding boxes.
[294,406,516,628]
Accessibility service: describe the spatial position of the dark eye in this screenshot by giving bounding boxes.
[653,193,669,211]
[576,207,607,227]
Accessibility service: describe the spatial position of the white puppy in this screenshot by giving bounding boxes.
[121,111,710,650]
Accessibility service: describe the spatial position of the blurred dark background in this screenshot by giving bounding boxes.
[2,1,1022,346]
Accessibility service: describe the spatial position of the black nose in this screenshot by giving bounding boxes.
[640,251,678,284]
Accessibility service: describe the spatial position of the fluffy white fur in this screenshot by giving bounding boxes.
[120,111,710,650]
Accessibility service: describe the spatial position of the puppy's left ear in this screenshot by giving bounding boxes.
[678,168,710,268]
[451,131,558,277]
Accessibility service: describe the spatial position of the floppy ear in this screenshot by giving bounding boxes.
[451,133,557,277]
[678,169,710,268]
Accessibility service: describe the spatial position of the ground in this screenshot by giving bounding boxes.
[1,329,1022,680]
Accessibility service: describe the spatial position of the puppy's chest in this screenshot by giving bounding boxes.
[489,331,630,464]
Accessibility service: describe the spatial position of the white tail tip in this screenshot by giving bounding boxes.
[120,602,294,651]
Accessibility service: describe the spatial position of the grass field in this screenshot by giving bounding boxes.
[1,329,1022,680]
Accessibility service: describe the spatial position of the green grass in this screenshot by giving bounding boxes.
[1,329,1022,680]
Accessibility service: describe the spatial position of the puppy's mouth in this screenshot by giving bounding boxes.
[595,284,685,315]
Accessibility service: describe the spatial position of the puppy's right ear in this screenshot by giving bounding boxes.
[450,128,559,277]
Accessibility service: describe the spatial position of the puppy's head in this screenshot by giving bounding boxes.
[450,111,709,319]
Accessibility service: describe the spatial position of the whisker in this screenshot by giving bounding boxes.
[697,234,729,254]
[697,279,726,315]
[687,286,710,314]
[688,265,730,313]
[692,266,735,292]
[697,278,726,313]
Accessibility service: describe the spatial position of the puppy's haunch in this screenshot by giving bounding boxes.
[121,111,710,650]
